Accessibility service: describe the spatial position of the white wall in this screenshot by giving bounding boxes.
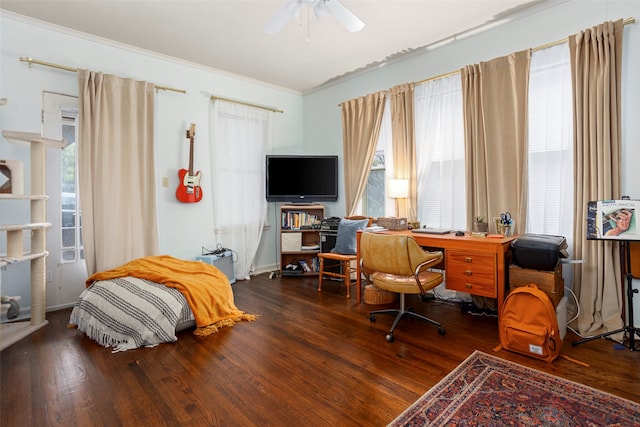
[1,12,303,314]
[2,1,639,326]
[303,0,640,326]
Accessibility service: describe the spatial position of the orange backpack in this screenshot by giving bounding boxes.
[498,284,561,362]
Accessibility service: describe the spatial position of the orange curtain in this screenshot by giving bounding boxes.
[341,92,386,216]
[78,70,158,274]
[569,20,624,339]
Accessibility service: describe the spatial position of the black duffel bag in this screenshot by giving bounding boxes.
[511,234,568,271]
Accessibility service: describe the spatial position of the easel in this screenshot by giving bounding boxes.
[573,240,640,350]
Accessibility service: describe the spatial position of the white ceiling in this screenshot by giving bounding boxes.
[1,0,551,93]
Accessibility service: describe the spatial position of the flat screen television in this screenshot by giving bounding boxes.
[266,155,338,203]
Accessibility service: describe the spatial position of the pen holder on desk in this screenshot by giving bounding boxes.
[499,224,513,237]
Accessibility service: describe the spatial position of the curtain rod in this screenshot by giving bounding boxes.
[210,95,283,113]
[19,57,186,94]
[414,16,635,86]
[339,16,635,107]
[532,16,635,52]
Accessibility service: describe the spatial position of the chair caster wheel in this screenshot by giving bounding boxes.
[386,333,394,342]
[369,315,376,322]
[438,327,445,335]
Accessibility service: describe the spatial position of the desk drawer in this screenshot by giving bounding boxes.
[445,250,496,297]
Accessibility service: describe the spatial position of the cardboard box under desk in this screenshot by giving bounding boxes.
[509,263,564,308]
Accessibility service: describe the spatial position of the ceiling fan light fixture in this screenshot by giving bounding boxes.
[313,0,330,19]
[264,0,365,34]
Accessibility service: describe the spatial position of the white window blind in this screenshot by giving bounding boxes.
[526,43,573,255]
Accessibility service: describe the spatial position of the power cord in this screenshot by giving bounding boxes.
[201,244,238,263]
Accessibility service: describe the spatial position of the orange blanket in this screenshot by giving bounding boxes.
[86,255,256,335]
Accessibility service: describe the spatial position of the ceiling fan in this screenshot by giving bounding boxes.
[264,0,365,34]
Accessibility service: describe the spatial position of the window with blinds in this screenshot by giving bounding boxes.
[526,43,573,250]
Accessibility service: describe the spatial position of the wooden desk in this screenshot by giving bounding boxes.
[356,230,516,314]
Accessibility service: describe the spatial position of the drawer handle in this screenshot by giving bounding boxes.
[465,283,473,289]
[464,257,472,262]
[464,270,473,275]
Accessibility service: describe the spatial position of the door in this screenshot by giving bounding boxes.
[43,91,87,310]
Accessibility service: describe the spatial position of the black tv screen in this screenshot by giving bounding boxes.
[266,155,338,203]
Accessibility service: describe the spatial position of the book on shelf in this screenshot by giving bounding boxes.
[281,211,319,230]
[298,259,311,272]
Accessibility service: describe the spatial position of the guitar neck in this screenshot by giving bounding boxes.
[188,136,194,176]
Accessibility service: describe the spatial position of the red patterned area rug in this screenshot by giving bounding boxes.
[389,350,640,427]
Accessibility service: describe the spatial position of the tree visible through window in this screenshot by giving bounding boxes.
[364,152,385,218]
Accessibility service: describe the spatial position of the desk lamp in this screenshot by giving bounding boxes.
[388,178,409,217]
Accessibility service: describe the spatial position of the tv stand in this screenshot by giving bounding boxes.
[279,205,324,277]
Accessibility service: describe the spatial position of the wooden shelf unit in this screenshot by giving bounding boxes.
[279,204,324,276]
[1,130,64,351]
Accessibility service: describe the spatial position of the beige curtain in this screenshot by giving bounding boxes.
[569,20,624,338]
[389,83,416,220]
[78,70,159,275]
[341,92,386,216]
[461,50,531,233]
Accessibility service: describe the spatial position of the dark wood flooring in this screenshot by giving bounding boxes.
[1,274,639,426]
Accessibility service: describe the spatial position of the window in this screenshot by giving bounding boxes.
[60,110,84,262]
[360,51,571,239]
[526,43,573,251]
[414,73,466,230]
[363,151,386,218]
[209,100,272,279]
[363,98,395,218]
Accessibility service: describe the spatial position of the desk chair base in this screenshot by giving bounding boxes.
[369,293,445,342]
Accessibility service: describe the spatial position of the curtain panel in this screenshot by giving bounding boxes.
[569,19,625,339]
[461,50,531,233]
[209,100,272,280]
[77,70,158,275]
[414,73,466,231]
[389,83,417,220]
[341,92,386,216]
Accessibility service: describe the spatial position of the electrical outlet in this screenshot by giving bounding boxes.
[162,176,169,188]
[46,271,53,282]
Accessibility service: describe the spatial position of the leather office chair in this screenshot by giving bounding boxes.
[318,216,372,298]
[360,232,445,342]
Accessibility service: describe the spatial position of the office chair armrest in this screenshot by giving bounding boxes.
[414,252,443,273]
[413,254,443,295]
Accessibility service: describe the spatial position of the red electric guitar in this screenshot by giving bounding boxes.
[176,123,203,203]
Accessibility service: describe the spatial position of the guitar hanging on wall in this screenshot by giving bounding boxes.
[176,123,203,203]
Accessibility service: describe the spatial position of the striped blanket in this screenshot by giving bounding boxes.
[69,276,194,352]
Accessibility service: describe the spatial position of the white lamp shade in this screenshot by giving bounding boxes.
[388,179,409,199]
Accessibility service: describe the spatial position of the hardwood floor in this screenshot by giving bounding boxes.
[1,274,639,426]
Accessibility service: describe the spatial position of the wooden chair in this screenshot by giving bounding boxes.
[317,216,372,298]
[360,231,445,342]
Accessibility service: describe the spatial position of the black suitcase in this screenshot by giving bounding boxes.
[511,234,568,271]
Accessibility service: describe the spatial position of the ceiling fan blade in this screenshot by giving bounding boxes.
[264,0,302,34]
[323,0,365,32]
